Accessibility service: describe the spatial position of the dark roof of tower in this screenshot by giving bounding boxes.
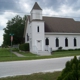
[31,2,42,10]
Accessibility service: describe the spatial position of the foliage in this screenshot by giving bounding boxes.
[57,56,80,80]
[3,15,27,46]
[19,43,29,51]
[12,48,19,51]
[58,47,62,50]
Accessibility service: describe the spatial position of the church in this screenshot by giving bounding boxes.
[24,2,80,55]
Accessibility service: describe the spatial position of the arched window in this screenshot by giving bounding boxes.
[27,34,29,41]
[74,38,77,47]
[37,26,39,32]
[65,38,68,47]
[45,38,49,45]
[56,38,59,47]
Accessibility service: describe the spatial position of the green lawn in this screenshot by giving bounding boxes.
[19,50,80,58]
[19,51,38,56]
[51,50,80,57]
[0,71,61,80]
[0,48,80,62]
[0,48,16,57]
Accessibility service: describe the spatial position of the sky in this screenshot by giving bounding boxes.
[0,0,80,46]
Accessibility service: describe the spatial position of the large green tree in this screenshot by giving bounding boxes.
[3,15,26,46]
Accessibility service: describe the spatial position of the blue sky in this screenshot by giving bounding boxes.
[0,0,80,46]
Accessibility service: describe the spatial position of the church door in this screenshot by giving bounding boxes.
[37,40,42,51]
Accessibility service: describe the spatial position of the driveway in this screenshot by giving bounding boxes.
[0,56,76,78]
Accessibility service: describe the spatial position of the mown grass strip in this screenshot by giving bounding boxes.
[0,48,80,62]
[0,71,61,80]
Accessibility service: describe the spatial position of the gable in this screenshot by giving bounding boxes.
[31,2,42,11]
[23,16,30,37]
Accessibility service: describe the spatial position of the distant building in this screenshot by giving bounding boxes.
[24,2,80,55]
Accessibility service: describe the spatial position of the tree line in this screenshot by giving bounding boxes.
[2,15,27,47]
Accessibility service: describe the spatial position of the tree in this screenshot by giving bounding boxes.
[3,15,26,46]
[57,56,80,80]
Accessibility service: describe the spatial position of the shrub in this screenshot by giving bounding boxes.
[58,47,62,50]
[12,48,19,51]
[57,56,80,80]
[19,43,29,51]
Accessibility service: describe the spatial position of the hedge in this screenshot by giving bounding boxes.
[19,43,29,51]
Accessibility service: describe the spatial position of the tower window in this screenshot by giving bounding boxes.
[65,38,68,47]
[74,38,77,47]
[45,38,49,45]
[56,38,59,47]
[37,26,39,32]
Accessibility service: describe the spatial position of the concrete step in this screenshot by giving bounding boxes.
[37,51,51,56]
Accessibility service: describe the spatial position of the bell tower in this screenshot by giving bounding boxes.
[30,2,45,52]
[30,2,42,20]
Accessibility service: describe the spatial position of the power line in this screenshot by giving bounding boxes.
[0,11,80,19]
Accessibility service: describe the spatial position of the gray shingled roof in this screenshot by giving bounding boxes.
[27,15,80,33]
[43,17,80,33]
[31,2,42,11]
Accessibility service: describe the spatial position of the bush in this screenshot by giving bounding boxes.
[58,47,62,50]
[57,56,80,80]
[12,48,19,51]
[19,43,29,51]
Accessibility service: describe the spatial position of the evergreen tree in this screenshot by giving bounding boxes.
[57,56,80,80]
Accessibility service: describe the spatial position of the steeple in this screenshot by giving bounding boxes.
[31,2,42,11]
[30,2,42,20]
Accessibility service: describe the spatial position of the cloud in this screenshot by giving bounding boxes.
[0,0,80,46]
[17,0,31,14]
[0,15,7,30]
[0,11,18,29]
[0,0,17,14]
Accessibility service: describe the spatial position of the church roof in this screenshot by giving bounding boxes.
[31,2,42,11]
[26,15,80,33]
[43,17,80,33]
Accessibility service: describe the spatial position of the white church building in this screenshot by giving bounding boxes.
[24,2,80,55]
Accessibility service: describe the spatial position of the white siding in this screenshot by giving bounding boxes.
[45,34,80,51]
[31,21,45,51]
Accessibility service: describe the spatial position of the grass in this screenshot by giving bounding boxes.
[0,71,61,80]
[51,50,80,57]
[0,48,80,62]
[19,51,38,56]
[0,48,16,57]
[18,50,80,58]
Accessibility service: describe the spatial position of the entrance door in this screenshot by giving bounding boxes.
[37,40,42,51]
